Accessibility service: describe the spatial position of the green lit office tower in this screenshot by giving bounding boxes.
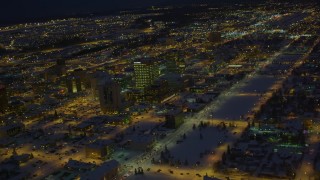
[134,59,160,89]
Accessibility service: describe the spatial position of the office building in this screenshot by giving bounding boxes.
[99,81,122,114]
[88,71,111,100]
[134,59,160,89]
[65,69,87,94]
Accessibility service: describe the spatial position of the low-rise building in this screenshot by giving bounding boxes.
[85,139,113,160]
[0,122,25,138]
[165,110,184,129]
[81,160,120,180]
[65,159,96,172]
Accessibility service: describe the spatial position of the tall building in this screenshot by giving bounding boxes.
[65,69,87,94]
[0,84,8,113]
[134,59,160,89]
[88,71,111,100]
[99,81,122,114]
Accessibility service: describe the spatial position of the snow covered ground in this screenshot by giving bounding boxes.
[240,75,277,93]
[211,75,278,120]
[168,126,229,164]
[211,95,259,120]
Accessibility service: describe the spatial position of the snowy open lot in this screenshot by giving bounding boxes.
[168,126,231,164]
[211,95,259,120]
[211,75,278,120]
[240,75,278,93]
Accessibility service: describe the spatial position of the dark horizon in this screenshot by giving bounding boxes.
[0,0,268,25]
[2,0,315,25]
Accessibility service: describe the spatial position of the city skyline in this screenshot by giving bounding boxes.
[0,0,320,179]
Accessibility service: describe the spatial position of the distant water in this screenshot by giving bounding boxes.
[0,0,263,25]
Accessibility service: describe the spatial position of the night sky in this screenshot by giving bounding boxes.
[1,0,265,24]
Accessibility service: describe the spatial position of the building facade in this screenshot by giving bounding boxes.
[134,59,160,89]
[99,82,122,114]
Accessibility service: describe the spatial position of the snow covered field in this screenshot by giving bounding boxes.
[211,75,278,120]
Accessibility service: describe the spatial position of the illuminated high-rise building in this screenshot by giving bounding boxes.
[134,59,160,89]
